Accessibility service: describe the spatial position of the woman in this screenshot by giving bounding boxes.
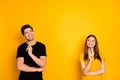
[80,34,105,80]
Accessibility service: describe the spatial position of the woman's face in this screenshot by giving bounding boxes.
[87,36,96,48]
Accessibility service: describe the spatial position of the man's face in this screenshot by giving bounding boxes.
[23,28,34,41]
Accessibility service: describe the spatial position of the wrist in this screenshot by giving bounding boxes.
[28,52,32,55]
[36,68,39,72]
[89,59,93,63]
[31,67,38,72]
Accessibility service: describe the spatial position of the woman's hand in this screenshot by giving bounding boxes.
[88,48,94,61]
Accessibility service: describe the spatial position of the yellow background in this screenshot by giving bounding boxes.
[0,0,120,80]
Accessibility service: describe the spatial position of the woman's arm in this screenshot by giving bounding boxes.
[85,59,105,76]
[81,58,93,75]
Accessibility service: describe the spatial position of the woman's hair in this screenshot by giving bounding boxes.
[84,34,101,61]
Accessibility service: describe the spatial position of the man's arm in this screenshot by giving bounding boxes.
[17,57,44,72]
[27,45,46,67]
[29,54,46,67]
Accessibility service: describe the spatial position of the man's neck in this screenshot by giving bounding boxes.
[26,39,37,46]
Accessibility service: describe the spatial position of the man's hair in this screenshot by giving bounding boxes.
[21,24,33,35]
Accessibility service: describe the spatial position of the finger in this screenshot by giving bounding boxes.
[28,45,30,48]
[26,48,28,51]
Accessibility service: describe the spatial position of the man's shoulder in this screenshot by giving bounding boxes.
[18,42,26,48]
[36,41,45,46]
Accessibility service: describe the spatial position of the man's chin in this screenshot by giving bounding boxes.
[27,39,34,41]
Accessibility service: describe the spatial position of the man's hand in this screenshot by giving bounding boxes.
[26,45,33,55]
[36,67,44,72]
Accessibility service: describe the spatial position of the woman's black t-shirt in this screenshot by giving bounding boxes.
[16,41,46,80]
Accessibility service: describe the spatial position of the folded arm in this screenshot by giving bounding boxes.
[27,45,46,67]
[85,59,105,75]
[28,53,46,67]
[81,59,93,75]
[17,57,44,72]
[81,59,105,76]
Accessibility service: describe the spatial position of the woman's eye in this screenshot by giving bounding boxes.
[92,40,95,42]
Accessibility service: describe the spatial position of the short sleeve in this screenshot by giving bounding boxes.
[16,46,24,58]
[79,53,84,62]
[40,44,46,56]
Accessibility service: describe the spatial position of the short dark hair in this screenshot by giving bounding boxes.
[21,24,33,35]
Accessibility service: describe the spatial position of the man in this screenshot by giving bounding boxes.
[16,24,46,80]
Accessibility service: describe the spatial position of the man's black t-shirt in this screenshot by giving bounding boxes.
[16,41,46,80]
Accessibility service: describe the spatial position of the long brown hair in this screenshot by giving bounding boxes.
[84,34,101,61]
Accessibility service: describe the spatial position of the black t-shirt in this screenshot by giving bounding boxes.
[16,41,46,80]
